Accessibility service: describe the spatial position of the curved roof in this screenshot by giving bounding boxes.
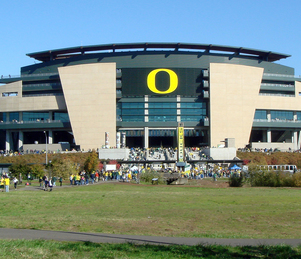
[27,42,290,62]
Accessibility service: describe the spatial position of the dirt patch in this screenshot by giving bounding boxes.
[184,179,229,188]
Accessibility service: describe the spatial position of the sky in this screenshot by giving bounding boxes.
[1,0,301,77]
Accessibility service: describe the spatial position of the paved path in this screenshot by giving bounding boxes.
[0,228,300,247]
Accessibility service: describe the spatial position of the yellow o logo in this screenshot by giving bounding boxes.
[147,69,178,94]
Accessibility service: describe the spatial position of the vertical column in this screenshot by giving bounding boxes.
[48,130,53,144]
[267,129,272,143]
[18,131,23,151]
[293,131,298,150]
[144,95,148,122]
[5,130,10,152]
[177,95,181,122]
[298,131,301,150]
[144,127,149,149]
[267,110,271,121]
[49,111,53,121]
[19,112,22,122]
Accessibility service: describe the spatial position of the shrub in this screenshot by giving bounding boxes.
[228,173,244,187]
[248,168,294,187]
[292,172,301,187]
[140,169,164,184]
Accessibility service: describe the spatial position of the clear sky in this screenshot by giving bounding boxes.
[1,0,301,76]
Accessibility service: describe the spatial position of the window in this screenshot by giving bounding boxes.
[297,111,301,121]
[254,110,267,120]
[181,115,204,122]
[270,110,293,121]
[148,108,177,115]
[53,112,69,122]
[9,112,19,122]
[122,116,144,122]
[148,102,177,108]
[2,92,18,97]
[23,112,49,122]
[148,115,177,122]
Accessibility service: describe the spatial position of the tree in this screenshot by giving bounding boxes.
[29,164,45,178]
[9,160,31,179]
[49,156,77,179]
[84,151,99,173]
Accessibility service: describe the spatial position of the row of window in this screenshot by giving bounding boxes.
[120,102,206,109]
[254,110,301,121]
[0,112,69,122]
[120,115,206,122]
[122,129,205,137]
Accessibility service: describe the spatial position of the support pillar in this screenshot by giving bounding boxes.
[18,131,23,151]
[293,131,298,150]
[144,127,149,149]
[48,130,53,144]
[5,131,10,152]
[267,129,272,143]
[298,131,301,150]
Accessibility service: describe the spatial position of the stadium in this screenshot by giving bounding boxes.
[0,42,301,154]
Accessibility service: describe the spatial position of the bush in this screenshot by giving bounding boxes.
[248,168,294,187]
[228,173,244,187]
[140,169,164,184]
[292,172,301,187]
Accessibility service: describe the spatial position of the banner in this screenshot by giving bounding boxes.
[116,132,120,149]
[177,126,184,163]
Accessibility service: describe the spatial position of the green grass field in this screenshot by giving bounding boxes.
[1,180,300,239]
[0,240,300,259]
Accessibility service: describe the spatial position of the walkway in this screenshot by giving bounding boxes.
[0,228,300,247]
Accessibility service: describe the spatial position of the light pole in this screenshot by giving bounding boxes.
[44,131,48,165]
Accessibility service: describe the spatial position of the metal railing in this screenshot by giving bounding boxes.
[263,73,301,78]
[261,83,294,88]
[259,93,295,97]
[253,119,301,123]
[0,119,69,125]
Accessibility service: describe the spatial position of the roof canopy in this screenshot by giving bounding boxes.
[27,42,290,62]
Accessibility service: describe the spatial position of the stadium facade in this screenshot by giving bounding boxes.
[0,42,301,152]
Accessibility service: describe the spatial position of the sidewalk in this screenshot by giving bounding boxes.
[0,228,300,247]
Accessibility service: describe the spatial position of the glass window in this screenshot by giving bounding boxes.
[23,112,49,122]
[297,111,301,121]
[181,115,204,122]
[181,102,206,108]
[254,110,267,120]
[148,103,177,108]
[9,112,19,122]
[181,109,206,115]
[53,112,69,122]
[0,113,6,122]
[122,103,144,109]
[148,108,177,115]
[122,116,144,122]
[2,92,18,97]
[122,109,144,115]
[270,110,293,121]
[148,115,176,122]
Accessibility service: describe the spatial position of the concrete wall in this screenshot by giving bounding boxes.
[22,143,70,152]
[210,63,301,149]
[210,63,263,149]
[203,147,237,160]
[0,81,66,112]
[59,63,116,151]
[98,148,130,160]
[251,142,294,151]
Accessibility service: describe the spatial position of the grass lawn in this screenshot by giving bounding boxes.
[0,240,300,258]
[0,180,300,239]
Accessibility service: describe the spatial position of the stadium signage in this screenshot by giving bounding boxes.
[122,68,200,97]
[147,68,178,94]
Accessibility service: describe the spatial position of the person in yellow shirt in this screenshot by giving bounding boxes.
[0,177,4,192]
[4,176,10,192]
